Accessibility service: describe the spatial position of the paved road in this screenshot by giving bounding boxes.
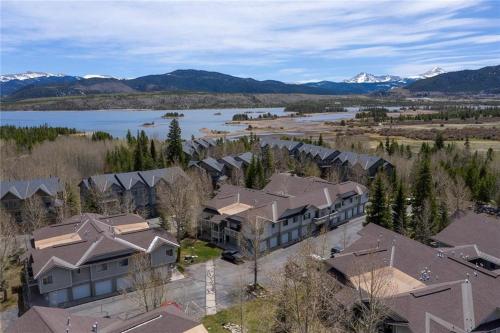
[68,216,365,320]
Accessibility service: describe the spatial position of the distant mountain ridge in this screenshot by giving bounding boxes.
[1,66,497,100]
[407,65,500,93]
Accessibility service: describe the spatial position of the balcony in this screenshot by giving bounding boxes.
[313,212,338,225]
[224,227,241,239]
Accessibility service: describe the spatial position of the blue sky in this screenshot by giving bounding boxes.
[1,0,499,82]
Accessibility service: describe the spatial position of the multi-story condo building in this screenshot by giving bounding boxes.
[189,152,253,186]
[0,177,64,223]
[25,213,179,308]
[79,167,187,217]
[260,138,393,180]
[199,173,368,252]
[325,211,500,333]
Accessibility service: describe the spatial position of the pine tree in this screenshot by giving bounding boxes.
[126,129,135,145]
[434,132,444,150]
[318,133,324,147]
[392,180,407,234]
[262,148,274,177]
[134,143,144,171]
[366,174,392,229]
[166,119,183,165]
[411,157,437,242]
[65,183,81,216]
[150,139,157,162]
[245,156,257,188]
[464,136,470,151]
[256,158,265,189]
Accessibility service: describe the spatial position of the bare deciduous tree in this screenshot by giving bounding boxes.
[0,209,18,302]
[123,252,170,312]
[270,239,343,333]
[240,215,266,289]
[21,196,48,233]
[158,176,199,243]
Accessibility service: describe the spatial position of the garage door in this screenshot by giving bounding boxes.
[117,277,131,291]
[291,229,299,240]
[95,280,113,296]
[48,289,68,306]
[72,284,91,300]
[269,237,278,248]
[282,233,289,244]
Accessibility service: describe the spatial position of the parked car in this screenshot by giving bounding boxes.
[330,245,343,258]
[222,250,244,264]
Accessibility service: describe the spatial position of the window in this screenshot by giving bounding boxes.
[119,258,129,267]
[272,224,276,229]
[303,212,311,220]
[293,216,298,223]
[284,220,289,226]
[76,268,81,274]
[97,263,108,272]
[42,275,53,285]
[166,249,173,256]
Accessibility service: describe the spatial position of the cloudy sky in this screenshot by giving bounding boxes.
[1,0,499,82]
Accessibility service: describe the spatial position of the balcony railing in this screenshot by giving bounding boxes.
[224,227,241,239]
[313,212,338,225]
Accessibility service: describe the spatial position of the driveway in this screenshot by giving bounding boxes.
[68,216,365,319]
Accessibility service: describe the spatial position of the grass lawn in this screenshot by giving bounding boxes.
[0,263,22,311]
[202,298,275,333]
[180,239,223,266]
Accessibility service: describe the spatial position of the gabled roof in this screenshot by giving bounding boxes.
[200,157,225,173]
[114,172,145,190]
[325,222,500,332]
[236,152,253,165]
[334,152,385,170]
[0,177,62,200]
[30,213,179,278]
[220,156,243,169]
[6,305,207,333]
[260,138,303,151]
[89,174,122,192]
[432,211,500,259]
[138,167,186,187]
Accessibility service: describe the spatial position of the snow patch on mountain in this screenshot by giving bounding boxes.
[0,71,65,82]
[344,72,403,83]
[409,67,446,79]
[82,74,115,79]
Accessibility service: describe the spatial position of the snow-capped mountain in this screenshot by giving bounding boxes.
[409,67,446,79]
[0,71,65,82]
[344,72,403,83]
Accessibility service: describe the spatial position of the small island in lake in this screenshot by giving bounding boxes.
[162,112,184,118]
[213,112,222,115]
[141,121,155,127]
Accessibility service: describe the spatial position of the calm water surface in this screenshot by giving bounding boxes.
[0,108,357,139]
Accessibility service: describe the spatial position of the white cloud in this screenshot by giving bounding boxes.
[1,0,498,77]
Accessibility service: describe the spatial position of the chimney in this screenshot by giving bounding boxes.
[272,201,278,221]
[237,192,240,204]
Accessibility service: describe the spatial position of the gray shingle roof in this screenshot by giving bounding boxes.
[200,157,225,173]
[0,177,62,200]
[236,152,253,165]
[138,167,186,187]
[220,156,243,169]
[260,138,303,151]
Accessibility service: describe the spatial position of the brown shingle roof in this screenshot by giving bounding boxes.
[325,222,500,332]
[432,210,500,259]
[30,213,179,278]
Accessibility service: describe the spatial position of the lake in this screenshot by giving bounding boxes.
[0,108,357,139]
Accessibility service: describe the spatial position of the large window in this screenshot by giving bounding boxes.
[166,249,173,256]
[119,258,129,267]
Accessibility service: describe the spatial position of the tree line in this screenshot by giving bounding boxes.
[0,124,80,149]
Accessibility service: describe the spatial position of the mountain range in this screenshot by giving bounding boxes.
[0,66,498,100]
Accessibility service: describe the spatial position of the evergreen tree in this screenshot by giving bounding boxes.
[385,137,391,155]
[262,148,274,177]
[256,158,266,189]
[366,174,392,229]
[464,136,470,151]
[165,119,183,165]
[65,183,81,216]
[134,143,144,171]
[486,147,494,162]
[318,133,324,147]
[150,139,157,162]
[435,201,449,233]
[126,129,135,145]
[411,157,437,242]
[392,180,407,234]
[434,132,444,150]
[245,156,257,188]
